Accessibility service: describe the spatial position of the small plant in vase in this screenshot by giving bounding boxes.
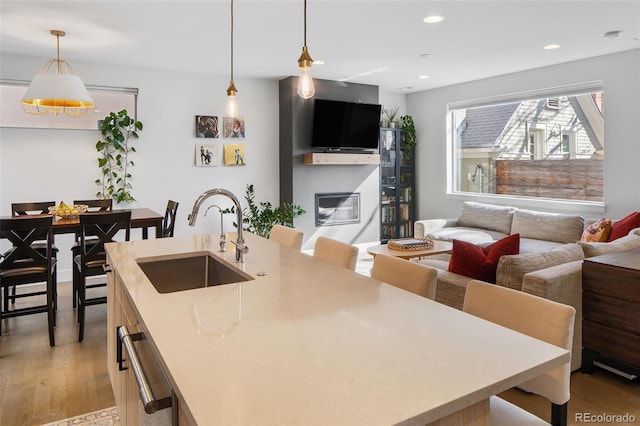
[95,109,143,203]
[384,107,399,128]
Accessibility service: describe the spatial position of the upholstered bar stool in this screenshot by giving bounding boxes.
[269,224,303,251]
[312,236,359,271]
[463,280,575,426]
[370,253,438,299]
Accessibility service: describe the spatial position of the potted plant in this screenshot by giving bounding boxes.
[224,184,306,238]
[95,109,143,203]
[401,114,417,158]
[384,107,399,128]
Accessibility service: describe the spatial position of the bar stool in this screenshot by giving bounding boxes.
[162,200,179,238]
[312,236,359,271]
[7,201,59,309]
[1,216,57,346]
[70,199,113,308]
[74,211,131,342]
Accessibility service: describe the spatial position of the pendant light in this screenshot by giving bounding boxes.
[297,0,315,99]
[21,30,94,117]
[226,0,239,118]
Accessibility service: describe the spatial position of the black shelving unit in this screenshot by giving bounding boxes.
[379,127,415,243]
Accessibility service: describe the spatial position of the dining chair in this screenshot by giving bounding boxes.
[74,211,131,342]
[162,200,179,238]
[370,254,437,299]
[8,201,59,308]
[70,199,113,307]
[269,224,303,251]
[463,280,576,426]
[312,236,359,271]
[1,216,57,346]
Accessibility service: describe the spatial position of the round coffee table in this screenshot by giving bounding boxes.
[367,240,453,260]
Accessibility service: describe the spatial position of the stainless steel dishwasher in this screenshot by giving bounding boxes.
[118,324,177,425]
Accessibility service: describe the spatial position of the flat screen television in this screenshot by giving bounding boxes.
[311,99,382,151]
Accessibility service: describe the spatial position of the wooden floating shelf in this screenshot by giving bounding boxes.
[303,152,380,165]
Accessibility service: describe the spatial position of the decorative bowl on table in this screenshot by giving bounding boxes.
[387,237,434,251]
[48,204,89,218]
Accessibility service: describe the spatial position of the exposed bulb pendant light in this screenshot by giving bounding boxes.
[226,0,239,118]
[21,30,94,117]
[297,0,315,99]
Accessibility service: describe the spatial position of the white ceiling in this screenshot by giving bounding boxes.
[1,0,639,93]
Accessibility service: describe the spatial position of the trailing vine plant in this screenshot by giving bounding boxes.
[223,184,306,238]
[95,109,143,203]
[401,114,417,158]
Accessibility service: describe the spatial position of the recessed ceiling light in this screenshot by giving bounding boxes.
[544,44,561,50]
[423,15,444,24]
[418,75,429,79]
[314,59,325,65]
[604,30,622,39]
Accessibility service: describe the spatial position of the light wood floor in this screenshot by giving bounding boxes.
[2,282,639,426]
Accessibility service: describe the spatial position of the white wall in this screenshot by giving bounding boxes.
[1,53,281,280]
[408,49,640,221]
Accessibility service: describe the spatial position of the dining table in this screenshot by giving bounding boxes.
[51,208,164,239]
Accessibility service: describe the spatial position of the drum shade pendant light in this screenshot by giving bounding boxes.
[21,30,94,117]
[297,0,315,99]
[225,0,239,118]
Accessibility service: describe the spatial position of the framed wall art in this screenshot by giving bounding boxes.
[196,115,219,138]
[195,144,218,167]
[223,117,245,138]
[223,144,246,166]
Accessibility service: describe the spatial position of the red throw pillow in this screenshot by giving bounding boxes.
[608,212,640,241]
[448,234,520,283]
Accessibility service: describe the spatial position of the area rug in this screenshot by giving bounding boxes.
[42,406,119,426]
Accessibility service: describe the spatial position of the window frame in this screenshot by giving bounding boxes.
[445,81,605,214]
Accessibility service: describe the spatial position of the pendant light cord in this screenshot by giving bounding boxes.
[230,0,234,82]
[303,0,307,47]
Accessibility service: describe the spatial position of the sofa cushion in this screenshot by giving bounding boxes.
[429,227,499,245]
[496,243,584,291]
[448,234,520,284]
[510,209,584,244]
[581,218,612,242]
[578,234,640,258]
[518,238,566,253]
[608,211,640,241]
[457,202,516,235]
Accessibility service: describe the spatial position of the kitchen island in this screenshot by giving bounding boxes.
[106,232,569,425]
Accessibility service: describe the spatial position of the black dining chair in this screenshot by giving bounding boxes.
[8,201,59,309]
[70,199,113,308]
[74,210,131,342]
[1,215,57,346]
[162,200,179,238]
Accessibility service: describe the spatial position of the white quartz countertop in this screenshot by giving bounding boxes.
[106,232,569,425]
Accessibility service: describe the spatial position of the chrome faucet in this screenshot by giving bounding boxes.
[204,204,226,252]
[188,189,249,263]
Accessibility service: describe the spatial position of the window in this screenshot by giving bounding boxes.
[448,82,604,203]
[0,79,138,130]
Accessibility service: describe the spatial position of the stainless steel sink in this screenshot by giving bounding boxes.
[137,252,253,294]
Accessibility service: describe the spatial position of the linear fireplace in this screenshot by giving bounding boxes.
[315,192,360,226]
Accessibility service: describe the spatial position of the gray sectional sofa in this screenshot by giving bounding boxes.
[414,201,640,371]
